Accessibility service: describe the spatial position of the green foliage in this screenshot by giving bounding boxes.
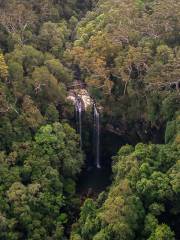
[45,58,73,83]
[156,45,174,64]
[73,120,180,239]
[32,66,66,104]
[69,0,180,137]
[45,104,59,123]
[0,122,83,239]
[38,21,70,57]
[22,95,44,130]
[165,113,180,143]
[162,94,180,121]
[0,52,8,80]
[148,224,175,240]
[34,123,83,176]
[0,0,179,239]
[6,45,44,74]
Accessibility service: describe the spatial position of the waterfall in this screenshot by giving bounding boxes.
[94,104,101,169]
[79,100,82,149]
[73,92,101,167]
[75,97,82,149]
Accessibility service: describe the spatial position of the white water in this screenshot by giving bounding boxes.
[75,98,82,149]
[94,104,101,169]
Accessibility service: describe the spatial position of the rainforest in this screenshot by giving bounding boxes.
[0,0,180,239]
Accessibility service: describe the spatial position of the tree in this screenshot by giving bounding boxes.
[45,104,59,123]
[0,53,8,80]
[6,45,44,75]
[0,3,36,45]
[38,21,70,57]
[22,95,44,130]
[34,123,83,176]
[45,58,73,83]
[0,121,84,239]
[148,224,175,240]
[31,66,66,106]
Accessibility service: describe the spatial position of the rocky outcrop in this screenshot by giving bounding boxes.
[67,84,94,110]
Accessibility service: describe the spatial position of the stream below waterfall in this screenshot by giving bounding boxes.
[76,131,127,196]
[77,165,111,196]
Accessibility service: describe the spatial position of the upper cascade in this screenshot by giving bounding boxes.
[67,81,94,110]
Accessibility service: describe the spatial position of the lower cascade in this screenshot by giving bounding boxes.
[94,104,101,168]
[75,97,82,149]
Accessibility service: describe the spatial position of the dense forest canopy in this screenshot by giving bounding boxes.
[0,0,179,239]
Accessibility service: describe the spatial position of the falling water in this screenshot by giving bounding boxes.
[94,104,101,169]
[79,100,82,149]
[75,97,82,149]
[75,100,78,128]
